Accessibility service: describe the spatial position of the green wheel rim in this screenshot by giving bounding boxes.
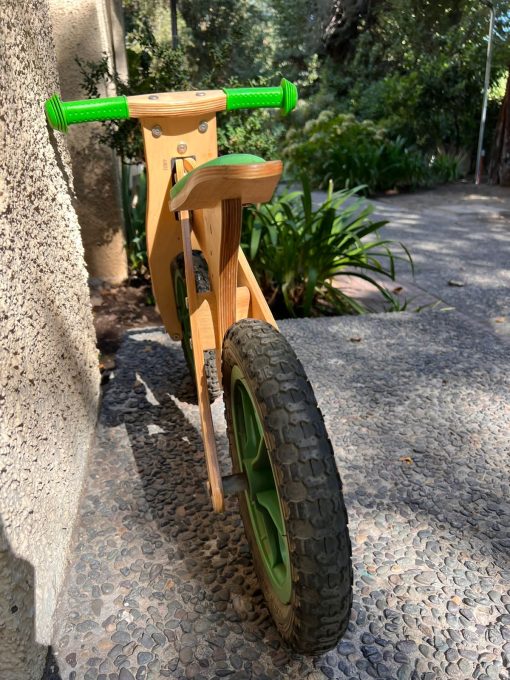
[231,366,292,604]
[173,267,194,372]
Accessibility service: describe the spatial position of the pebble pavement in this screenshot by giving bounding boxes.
[371,184,510,340]
[43,186,510,680]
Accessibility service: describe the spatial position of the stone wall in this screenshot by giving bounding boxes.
[0,2,100,678]
[49,0,128,284]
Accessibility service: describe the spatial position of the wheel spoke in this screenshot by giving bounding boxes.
[237,383,262,458]
[230,363,292,604]
[251,427,267,470]
[256,489,285,539]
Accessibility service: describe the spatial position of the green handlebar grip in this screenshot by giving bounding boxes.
[223,78,298,115]
[45,93,129,133]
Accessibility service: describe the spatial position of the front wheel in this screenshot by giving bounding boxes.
[222,319,352,654]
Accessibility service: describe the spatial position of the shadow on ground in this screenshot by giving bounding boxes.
[47,312,510,680]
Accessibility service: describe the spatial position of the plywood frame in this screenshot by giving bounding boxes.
[140,109,279,512]
[141,113,218,339]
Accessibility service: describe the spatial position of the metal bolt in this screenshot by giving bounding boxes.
[177,142,187,154]
[151,125,162,138]
[195,92,206,97]
[198,121,208,134]
[148,94,159,100]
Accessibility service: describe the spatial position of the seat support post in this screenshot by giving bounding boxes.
[217,198,242,359]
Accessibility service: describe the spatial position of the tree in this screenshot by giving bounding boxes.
[319,0,510,157]
[489,69,510,184]
[179,0,273,86]
[170,0,178,47]
[323,0,373,60]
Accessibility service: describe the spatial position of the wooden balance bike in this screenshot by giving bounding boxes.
[45,80,352,653]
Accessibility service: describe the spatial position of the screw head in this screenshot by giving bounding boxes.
[198,121,208,134]
[148,94,159,100]
[151,125,162,138]
[177,142,187,154]
[195,92,206,97]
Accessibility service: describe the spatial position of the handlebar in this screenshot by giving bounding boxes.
[45,79,298,133]
[224,79,297,114]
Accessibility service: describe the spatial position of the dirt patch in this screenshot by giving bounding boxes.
[90,281,160,373]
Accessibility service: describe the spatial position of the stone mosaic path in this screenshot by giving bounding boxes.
[44,184,510,680]
[370,184,510,340]
[45,310,510,680]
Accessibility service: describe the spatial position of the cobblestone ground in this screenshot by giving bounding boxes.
[44,307,510,680]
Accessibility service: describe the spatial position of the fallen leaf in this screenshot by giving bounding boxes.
[448,280,464,287]
[399,455,413,464]
[451,595,462,605]
[165,579,175,590]
[393,286,403,294]
[350,336,362,343]
[494,316,506,323]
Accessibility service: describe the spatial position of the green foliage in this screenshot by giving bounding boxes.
[218,108,284,157]
[321,0,510,160]
[284,111,460,193]
[179,0,274,86]
[217,75,286,157]
[121,165,148,275]
[242,177,413,317]
[77,16,191,162]
[429,153,462,184]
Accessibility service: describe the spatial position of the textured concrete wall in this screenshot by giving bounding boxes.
[49,0,128,284]
[0,2,100,678]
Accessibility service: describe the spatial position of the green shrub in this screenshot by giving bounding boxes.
[243,177,413,317]
[428,153,462,184]
[121,164,147,276]
[217,77,286,158]
[284,111,434,193]
[77,17,191,162]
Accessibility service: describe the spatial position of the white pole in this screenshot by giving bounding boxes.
[475,2,496,185]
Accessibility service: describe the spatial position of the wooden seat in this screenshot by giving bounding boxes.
[169,154,282,211]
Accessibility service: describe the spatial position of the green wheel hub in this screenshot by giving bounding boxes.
[173,267,194,372]
[230,366,292,604]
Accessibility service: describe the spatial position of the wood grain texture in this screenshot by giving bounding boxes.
[128,90,227,117]
[237,248,278,327]
[218,199,243,347]
[195,287,251,350]
[169,161,283,211]
[180,213,224,512]
[141,114,218,338]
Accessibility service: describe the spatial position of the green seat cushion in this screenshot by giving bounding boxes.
[170,153,265,201]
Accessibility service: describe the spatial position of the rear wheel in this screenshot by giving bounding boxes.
[171,251,221,402]
[222,319,352,654]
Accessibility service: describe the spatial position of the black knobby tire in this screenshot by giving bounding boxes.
[222,319,352,654]
[171,251,221,402]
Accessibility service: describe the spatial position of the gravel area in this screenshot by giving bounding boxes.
[44,184,510,679]
[371,184,510,340]
[45,308,510,680]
